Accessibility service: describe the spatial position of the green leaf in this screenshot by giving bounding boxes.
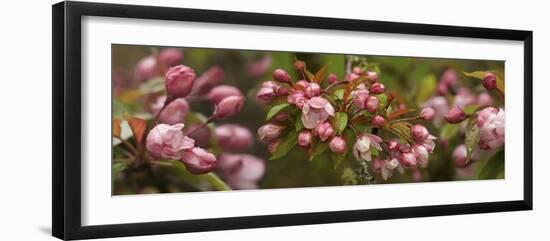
[415,74,436,105]
[331,152,346,169]
[309,141,329,161]
[463,104,480,115]
[387,122,414,144]
[112,161,127,185]
[478,150,505,179]
[138,76,165,94]
[464,119,480,164]
[266,103,290,121]
[440,123,460,140]
[463,71,505,93]
[333,89,344,100]
[270,130,298,160]
[163,160,231,191]
[295,116,304,131]
[335,112,348,135]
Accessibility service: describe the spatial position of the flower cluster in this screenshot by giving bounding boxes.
[255,59,436,182]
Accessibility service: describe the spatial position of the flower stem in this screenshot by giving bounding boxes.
[324,80,349,92]
[185,116,214,136]
[114,136,139,156]
[387,116,422,125]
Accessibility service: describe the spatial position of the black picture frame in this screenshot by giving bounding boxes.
[52,1,533,240]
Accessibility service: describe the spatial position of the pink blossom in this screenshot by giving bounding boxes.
[419,135,437,153]
[257,124,284,142]
[399,152,417,167]
[411,124,430,141]
[146,123,195,160]
[386,140,400,152]
[482,72,498,90]
[207,85,243,103]
[369,83,385,95]
[165,65,196,98]
[256,81,280,104]
[419,107,435,120]
[329,136,347,153]
[381,158,401,180]
[272,68,292,84]
[215,124,253,151]
[346,73,360,81]
[247,55,272,77]
[213,95,245,119]
[353,133,383,162]
[477,92,494,106]
[352,89,369,109]
[151,96,189,125]
[353,66,363,74]
[315,121,335,142]
[305,82,321,98]
[301,97,335,129]
[135,55,158,81]
[422,96,449,126]
[181,147,217,174]
[477,107,505,149]
[444,105,466,124]
[192,65,225,95]
[287,90,307,109]
[366,71,379,82]
[453,144,468,168]
[298,130,313,148]
[412,144,429,168]
[217,153,265,189]
[327,73,338,84]
[159,48,183,67]
[365,96,379,113]
[371,115,385,127]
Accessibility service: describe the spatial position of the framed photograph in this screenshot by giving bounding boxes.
[52,1,533,240]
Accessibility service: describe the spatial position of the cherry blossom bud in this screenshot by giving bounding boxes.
[135,55,157,81]
[277,86,290,96]
[353,66,363,74]
[366,71,379,82]
[444,106,467,124]
[412,144,429,168]
[482,72,497,91]
[419,107,436,120]
[273,68,292,84]
[267,139,280,154]
[165,65,196,98]
[305,82,321,98]
[346,73,360,81]
[294,60,305,71]
[294,80,309,90]
[411,124,430,141]
[287,90,307,109]
[151,96,189,125]
[207,85,243,103]
[192,65,225,94]
[399,152,417,167]
[369,83,385,95]
[159,48,183,67]
[272,111,289,122]
[327,73,338,84]
[146,123,194,160]
[257,124,284,142]
[213,95,244,119]
[365,96,379,113]
[329,136,347,153]
[453,144,468,168]
[315,121,335,142]
[215,124,253,151]
[181,147,217,174]
[352,89,369,109]
[373,158,385,172]
[371,115,386,127]
[298,130,313,148]
[256,81,279,104]
[386,140,400,152]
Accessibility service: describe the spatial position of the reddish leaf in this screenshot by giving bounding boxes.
[125,116,147,146]
[314,64,328,84]
[113,118,122,137]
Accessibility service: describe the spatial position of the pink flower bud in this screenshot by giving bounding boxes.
[272,111,289,122]
[277,86,290,96]
[386,140,400,152]
[146,123,195,160]
[412,144,429,168]
[365,96,379,113]
[247,55,272,77]
[369,83,385,95]
[399,152,417,167]
[159,48,183,67]
[371,115,386,127]
[287,90,307,109]
[273,68,292,84]
[305,82,321,98]
[181,147,217,174]
[294,80,309,90]
[419,107,435,120]
[257,124,284,142]
[215,124,253,151]
[315,121,335,141]
[477,107,505,150]
[294,60,305,71]
[482,72,497,90]
[327,73,338,84]
[352,89,370,109]
[444,106,467,124]
[411,124,430,141]
[135,55,158,81]
[165,65,196,98]
[213,95,245,119]
[298,130,313,147]
[453,144,468,168]
[151,96,189,125]
[267,139,280,154]
[256,81,279,104]
[373,158,384,172]
[217,153,265,189]
[192,65,225,94]
[366,71,379,82]
[353,66,363,74]
[329,136,347,153]
[206,85,243,103]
